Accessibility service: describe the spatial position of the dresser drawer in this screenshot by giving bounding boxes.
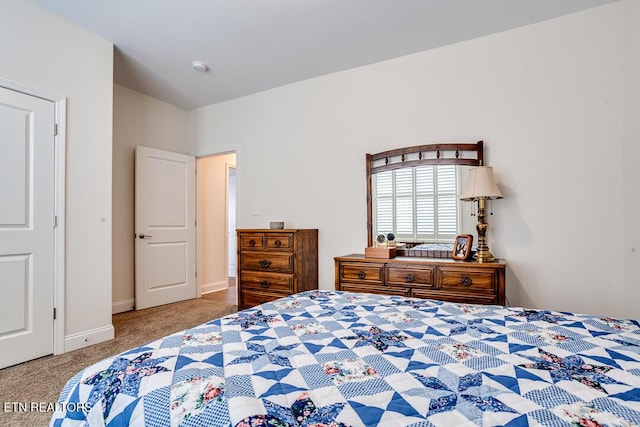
[240,233,293,250]
[265,233,293,250]
[241,271,293,293]
[241,251,293,273]
[339,283,411,297]
[438,267,496,293]
[339,262,384,284]
[412,289,497,305]
[240,233,264,250]
[240,290,287,309]
[387,266,434,288]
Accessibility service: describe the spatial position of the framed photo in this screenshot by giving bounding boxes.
[452,234,473,260]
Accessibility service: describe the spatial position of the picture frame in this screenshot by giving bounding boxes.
[452,234,473,260]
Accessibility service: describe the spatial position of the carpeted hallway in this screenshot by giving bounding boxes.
[0,295,237,427]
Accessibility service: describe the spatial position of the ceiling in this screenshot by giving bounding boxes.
[31,0,616,110]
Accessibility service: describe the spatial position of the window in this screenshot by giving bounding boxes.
[373,165,460,242]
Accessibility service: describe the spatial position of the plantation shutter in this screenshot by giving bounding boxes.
[373,165,460,242]
[374,171,393,235]
[394,168,413,237]
[416,166,435,238]
[435,165,458,239]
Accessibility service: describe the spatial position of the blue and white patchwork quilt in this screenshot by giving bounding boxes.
[51,291,640,426]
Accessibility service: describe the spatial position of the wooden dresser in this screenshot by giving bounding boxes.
[335,254,506,305]
[237,229,318,309]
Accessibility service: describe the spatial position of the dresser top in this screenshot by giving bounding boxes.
[335,254,506,268]
[237,229,318,232]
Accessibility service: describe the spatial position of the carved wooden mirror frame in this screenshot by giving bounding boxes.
[366,141,484,247]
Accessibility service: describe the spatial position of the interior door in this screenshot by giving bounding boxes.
[0,86,55,368]
[135,146,196,310]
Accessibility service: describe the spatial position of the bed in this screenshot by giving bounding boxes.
[51,290,640,426]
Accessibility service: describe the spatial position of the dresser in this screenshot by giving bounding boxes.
[237,229,318,309]
[335,254,506,305]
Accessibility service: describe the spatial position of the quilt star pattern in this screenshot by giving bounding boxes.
[51,291,640,426]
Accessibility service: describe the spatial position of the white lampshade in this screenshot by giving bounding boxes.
[460,166,503,201]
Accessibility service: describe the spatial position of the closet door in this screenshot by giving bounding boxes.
[0,86,55,368]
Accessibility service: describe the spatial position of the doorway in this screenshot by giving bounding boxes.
[196,152,237,300]
[227,165,237,281]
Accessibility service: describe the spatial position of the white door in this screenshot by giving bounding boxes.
[0,86,55,368]
[135,146,196,310]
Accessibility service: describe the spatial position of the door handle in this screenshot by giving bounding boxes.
[138,233,152,239]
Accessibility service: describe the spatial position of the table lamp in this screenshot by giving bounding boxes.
[460,166,503,262]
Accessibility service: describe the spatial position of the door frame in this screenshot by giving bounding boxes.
[0,76,67,355]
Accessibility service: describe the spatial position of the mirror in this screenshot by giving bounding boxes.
[367,141,483,255]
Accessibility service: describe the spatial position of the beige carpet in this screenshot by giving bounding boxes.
[0,297,237,427]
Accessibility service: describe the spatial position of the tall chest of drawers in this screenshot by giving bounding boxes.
[237,229,318,309]
[335,254,506,305]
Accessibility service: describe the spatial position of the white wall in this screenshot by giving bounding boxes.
[197,153,237,294]
[191,2,638,318]
[112,84,189,312]
[0,0,114,349]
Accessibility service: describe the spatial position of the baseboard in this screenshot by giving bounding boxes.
[112,298,135,314]
[64,325,115,352]
[201,280,228,294]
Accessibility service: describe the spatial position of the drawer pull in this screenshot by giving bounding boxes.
[461,277,473,287]
[274,239,282,247]
[260,280,271,288]
[258,260,272,268]
[249,239,256,247]
[404,273,415,283]
[357,270,366,279]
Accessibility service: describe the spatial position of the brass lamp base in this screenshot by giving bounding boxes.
[474,249,495,263]
[474,199,495,263]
